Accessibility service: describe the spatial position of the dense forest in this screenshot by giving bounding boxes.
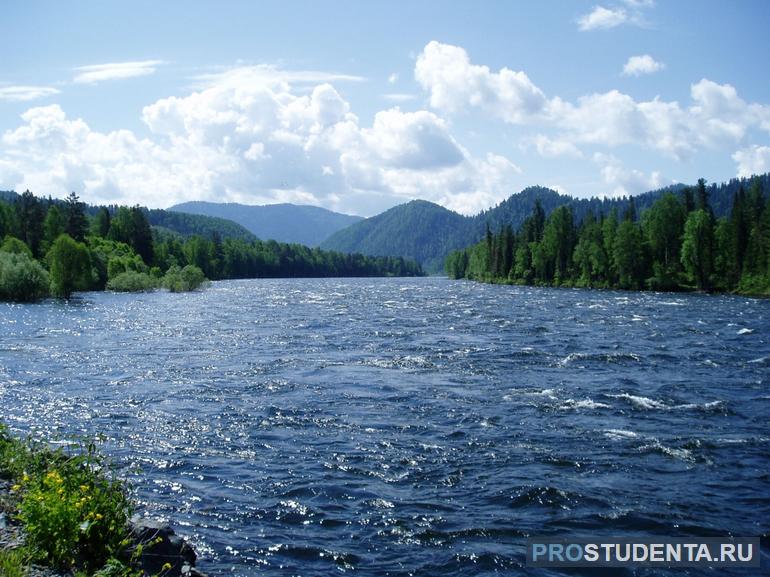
[322,199,474,272]
[322,175,770,273]
[0,191,423,302]
[446,176,770,296]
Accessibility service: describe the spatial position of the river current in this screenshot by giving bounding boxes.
[1,277,768,575]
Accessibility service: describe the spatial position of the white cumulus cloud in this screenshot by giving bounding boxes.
[1,67,521,216]
[72,60,165,84]
[593,153,667,197]
[733,145,770,177]
[415,41,547,123]
[622,54,664,76]
[578,6,628,30]
[414,42,770,163]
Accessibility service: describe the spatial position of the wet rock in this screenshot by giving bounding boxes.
[127,516,199,577]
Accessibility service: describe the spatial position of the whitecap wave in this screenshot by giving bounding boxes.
[609,393,668,410]
[560,398,611,410]
[604,429,639,440]
[608,393,725,412]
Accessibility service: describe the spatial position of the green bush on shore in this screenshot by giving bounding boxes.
[0,251,50,302]
[0,424,136,575]
[106,271,158,292]
[162,265,207,292]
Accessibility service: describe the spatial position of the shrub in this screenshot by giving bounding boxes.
[0,236,33,257]
[162,264,207,292]
[0,251,50,302]
[47,234,92,298]
[106,271,157,292]
[2,429,133,573]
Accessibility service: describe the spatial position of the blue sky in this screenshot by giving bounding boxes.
[2,1,769,216]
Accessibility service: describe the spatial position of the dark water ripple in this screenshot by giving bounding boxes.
[1,278,769,576]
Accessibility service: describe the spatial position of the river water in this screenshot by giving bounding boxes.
[1,278,768,575]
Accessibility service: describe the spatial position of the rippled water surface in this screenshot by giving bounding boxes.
[1,278,769,575]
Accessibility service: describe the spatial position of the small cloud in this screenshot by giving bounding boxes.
[388,72,398,84]
[383,93,416,103]
[0,85,60,102]
[73,60,165,84]
[733,145,770,177]
[622,54,664,76]
[193,65,365,90]
[578,6,628,30]
[531,134,583,158]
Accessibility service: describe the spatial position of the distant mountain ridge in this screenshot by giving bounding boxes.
[169,201,363,247]
[321,176,769,273]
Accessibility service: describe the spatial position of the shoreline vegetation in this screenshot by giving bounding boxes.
[0,423,204,577]
[0,191,423,303]
[446,178,770,297]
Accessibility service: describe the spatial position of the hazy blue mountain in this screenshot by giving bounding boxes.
[170,201,363,246]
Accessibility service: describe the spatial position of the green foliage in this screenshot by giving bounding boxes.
[64,192,89,243]
[94,206,111,238]
[1,235,33,257]
[681,209,714,290]
[15,191,45,258]
[42,205,66,253]
[47,234,92,298]
[0,251,50,301]
[146,208,256,242]
[0,547,31,577]
[162,264,207,292]
[448,177,770,295]
[321,199,474,273]
[0,425,133,574]
[106,271,158,292]
[2,191,421,302]
[107,207,154,264]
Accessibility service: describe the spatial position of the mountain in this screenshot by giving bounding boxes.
[321,200,474,272]
[169,201,362,246]
[321,176,767,273]
[145,209,256,242]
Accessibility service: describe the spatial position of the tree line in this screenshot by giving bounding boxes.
[0,191,422,301]
[446,177,770,295]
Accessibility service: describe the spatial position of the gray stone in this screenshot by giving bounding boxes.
[127,516,197,577]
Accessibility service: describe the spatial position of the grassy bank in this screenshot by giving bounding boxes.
[0,423,140,576]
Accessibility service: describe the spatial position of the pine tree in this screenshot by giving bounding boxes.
[63,192,89,242]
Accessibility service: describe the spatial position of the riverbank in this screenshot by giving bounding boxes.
[0,424,206,577]
[453,274,770,298]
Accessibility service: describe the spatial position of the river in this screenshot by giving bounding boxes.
[1,277,768,575]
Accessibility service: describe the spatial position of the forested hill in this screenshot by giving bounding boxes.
[321,175,769,273]
[320,200,476,273]
[0,191,255,242]
[170,201,362,247]
[145,209,255,242]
